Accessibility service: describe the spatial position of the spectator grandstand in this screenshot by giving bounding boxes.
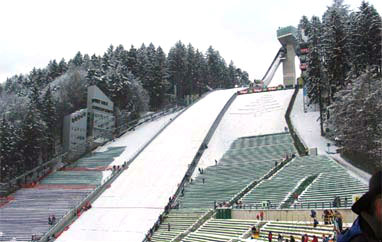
[150,132,297,241]
[0,146,124,241]
[178,133,296,209]
[242,155,368,209]
[181,218,259,241]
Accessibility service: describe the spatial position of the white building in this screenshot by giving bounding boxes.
[87,85,115,144]
[63,109,88,152]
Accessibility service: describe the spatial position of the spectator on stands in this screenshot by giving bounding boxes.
[48,215,52,225]
[311,209,317,218]
[277,233,283,242]
[215,159,218,165]
[290,235,295,242]
[268,231,273,242]
[329,210,335,224]
[333,196,340,207]
[301,234,305,242]
[167,223,171,231]
[260,211,264,221]
[322,234,329,242]
[338,171,382,242]
[202,178,205,184]
[313,218,319,228]
[303,233,309,242]
[275,161,278,167]
[312,235,318,242]
[335,210,343,232]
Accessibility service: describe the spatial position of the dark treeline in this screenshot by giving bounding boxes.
[0,41,250,182]
[298,0,381,170]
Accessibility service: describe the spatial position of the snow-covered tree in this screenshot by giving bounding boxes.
[321,1,350,102]
[328,71,382,163]
[348,1,382,77]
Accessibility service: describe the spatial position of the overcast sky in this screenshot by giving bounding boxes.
[0,0,381,84]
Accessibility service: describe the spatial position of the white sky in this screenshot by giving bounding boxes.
[0,0,381,84]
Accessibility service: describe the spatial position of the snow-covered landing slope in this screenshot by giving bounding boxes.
[96,111,181,181]
[198,89,294,169]
[56,89,237,242]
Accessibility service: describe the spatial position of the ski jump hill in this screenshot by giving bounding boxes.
[0,43,369,242]
[0,82,369,242]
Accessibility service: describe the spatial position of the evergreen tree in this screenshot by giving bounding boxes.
[19,103,46,171]
[328,72,382,161]
[127,45,140,76]
[0,118,13,182]
[151,46,169,109]
[41,86,57,159]
[167,41,188,100]
[47,60,60,81]
[71,51,84,67]
[58,58,68,74]
[228,61,238,87]
[348,1,382,77]
[321,1,350,102]
[306,16,326,135]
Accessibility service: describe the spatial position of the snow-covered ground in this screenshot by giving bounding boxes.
[96,111,181,181]
[290,90,370,184]
[198,89,294,170]
[56,89,237,242]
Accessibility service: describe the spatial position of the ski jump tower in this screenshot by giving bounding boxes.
[277,26,298,87]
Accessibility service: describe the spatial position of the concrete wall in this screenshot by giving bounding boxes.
[63,108,88,152]
[283,43,296,87]
[231,209,357,223]
[87,85,115,142]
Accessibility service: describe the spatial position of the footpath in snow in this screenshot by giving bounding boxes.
[56,89,237,242]
[290,90,370,184]
[198,89,295,170]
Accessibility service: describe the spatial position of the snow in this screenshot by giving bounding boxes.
[95,111,181,182]
[56,89,237,242]
[197,89,294,169]
[290,89,370,184]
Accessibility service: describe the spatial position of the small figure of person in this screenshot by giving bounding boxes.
[268,231,272,242]
[313,218,319,228]
[290,235,295,242]
[277,233,283,242]
[312,235,318,242]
